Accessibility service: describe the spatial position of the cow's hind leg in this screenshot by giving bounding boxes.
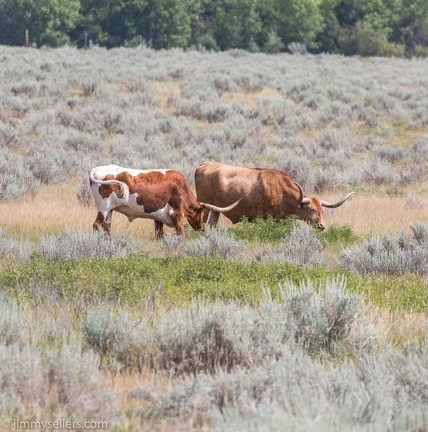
[103,211,113,235]
[154,221,164,239]
[93,211,112,235]
[93,212,105,232]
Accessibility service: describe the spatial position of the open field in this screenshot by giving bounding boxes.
[1,183,427,242]
[1,45,428,431]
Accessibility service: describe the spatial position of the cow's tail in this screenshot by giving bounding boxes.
[89,168,130,201]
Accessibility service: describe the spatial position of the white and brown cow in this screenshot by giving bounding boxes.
[89,165,242,238]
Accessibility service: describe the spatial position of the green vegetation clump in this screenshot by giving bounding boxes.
[318,224,359,249]
[232,216,298,243]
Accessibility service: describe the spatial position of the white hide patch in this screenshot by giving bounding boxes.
[114,196,175,227]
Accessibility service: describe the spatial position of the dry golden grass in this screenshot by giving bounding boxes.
[1,181,427,242]
[371,308,428,345]
[0,182,158,243]
[328,187,428,236]
[221,86,283,109]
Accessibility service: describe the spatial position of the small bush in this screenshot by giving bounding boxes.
[38,229,141,260]
[75,177,93,207]
[0,343,47,417]
[264,31,285,53]
[288,42,307,55]
[338,21,401,57]
[410,221,428,246]
[0,228,34,262]
[280,277,362,357]
[25,142,74,185]
[162,234,185,252]
[0,148,39,200]
[184,226,247,260]
[0,297,27,346]
[255,224,326,267]
[152,301,256,374]
[47,343,119,420]
[83,307,118,359]
[342,223,428,276]
[199,34,219,51]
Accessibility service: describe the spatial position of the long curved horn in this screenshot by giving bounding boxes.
[321,192,355,208]
[200,196,246,213]
[295,182,310,206]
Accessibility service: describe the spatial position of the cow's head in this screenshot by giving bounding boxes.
[295,182,354,230]
[187,206,205,231]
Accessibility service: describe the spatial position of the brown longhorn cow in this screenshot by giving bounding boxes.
[89,165,242,238]
[195,162,354,230]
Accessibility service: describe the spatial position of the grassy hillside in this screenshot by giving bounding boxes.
[0,45,428,431]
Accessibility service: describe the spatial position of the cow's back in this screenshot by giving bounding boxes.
[195,162,256,203]
[195,162,294,223]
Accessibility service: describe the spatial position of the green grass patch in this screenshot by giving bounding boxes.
[0,255,334,306]
[232,217,359,249]
[348,274,428,312]
[232,216,298,243]
[0,255,427,312]
[317,224,359,249]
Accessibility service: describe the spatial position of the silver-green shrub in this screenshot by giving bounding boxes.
[0,148,39,200]
[162,234,185,252]
[280,277,362,357]
[85,278,364,374]
[0,343,47,418]
[0,228,34,262]
[342,222,428,276]
[75,177,94,207]
[38,229,140,259]
[25,141,76,184]
[255,224,325,266]
[47,342,119,421]
[83,307,118,359]
[142,340,428,432]
[410,221,428,246]
[184,226,247,260]
[0,297,27,346]
[151,301,259,374]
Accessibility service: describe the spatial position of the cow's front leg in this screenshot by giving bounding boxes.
[154,220,164,239]
[171,211,185,236]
